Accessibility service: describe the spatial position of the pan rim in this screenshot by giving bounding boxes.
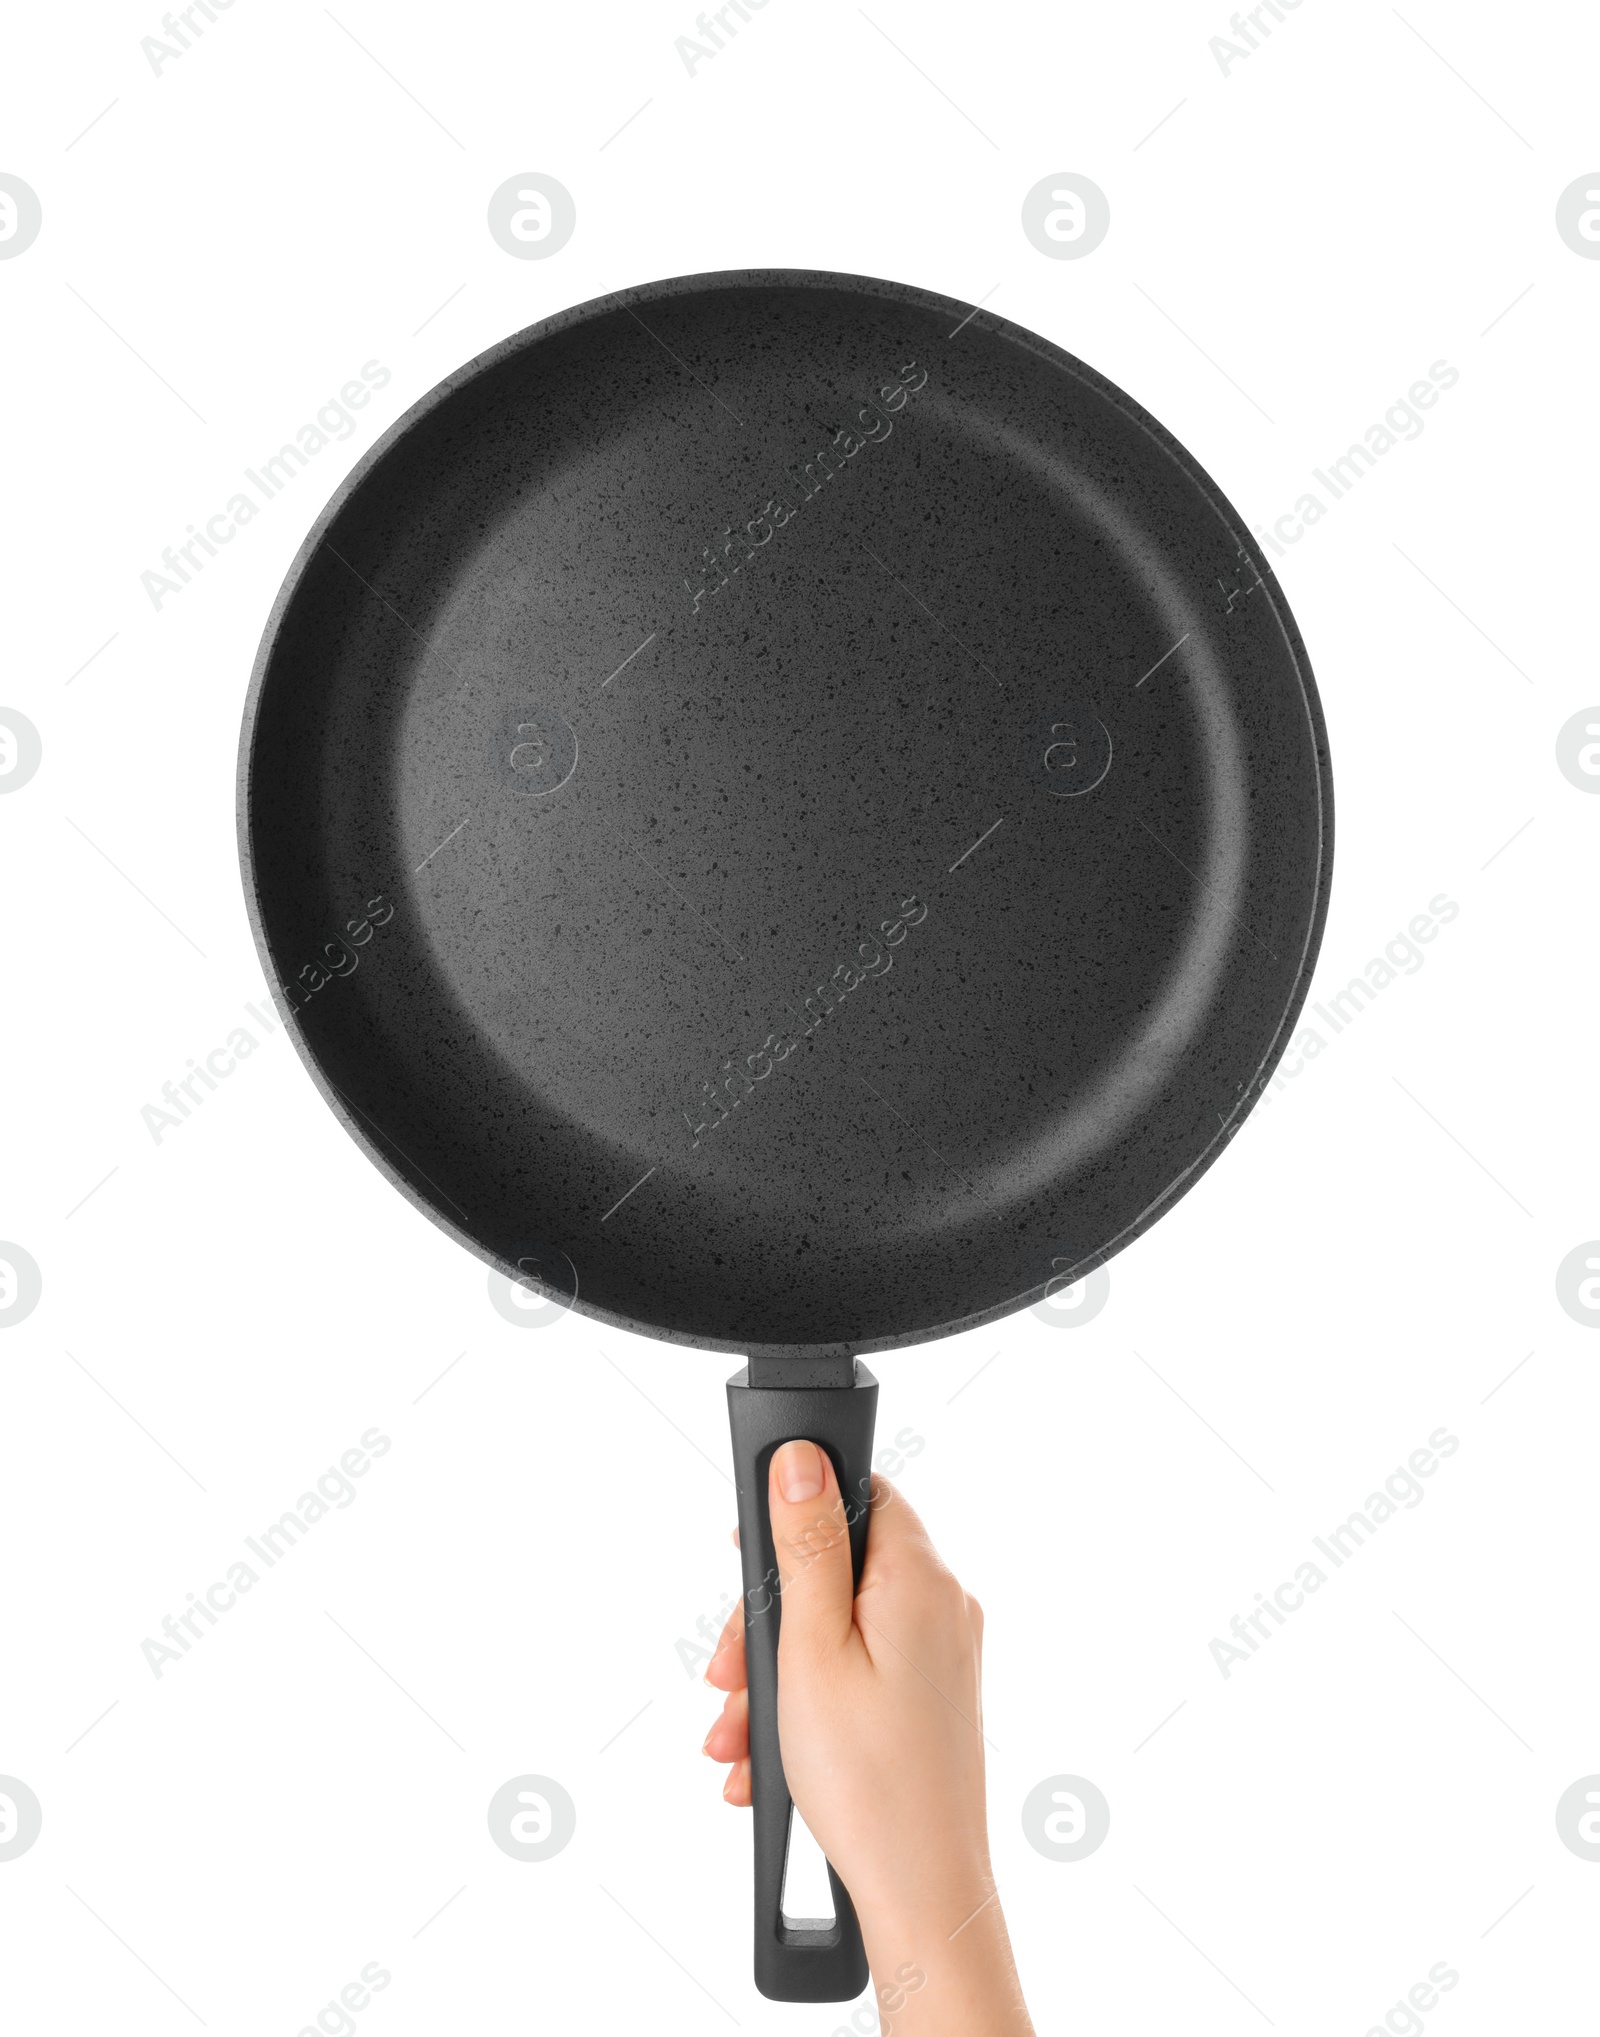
[236,265,1334,1359]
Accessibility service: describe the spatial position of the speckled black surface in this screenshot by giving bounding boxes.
[237,269,1333,1357]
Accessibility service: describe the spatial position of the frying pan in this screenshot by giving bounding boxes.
[238,269,1332,2002]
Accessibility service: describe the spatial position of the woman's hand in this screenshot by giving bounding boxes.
[703,1441,1034,2036]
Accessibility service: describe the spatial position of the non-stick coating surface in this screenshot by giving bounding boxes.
[239,270,1332,1356]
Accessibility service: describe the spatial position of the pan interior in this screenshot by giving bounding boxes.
[244,275,1329,1352]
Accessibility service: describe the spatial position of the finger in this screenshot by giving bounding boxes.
[722,1756,751,1807]
[767,1440,857,1659]
[851,1473,975,1679]
[855,1470,947,1587]
[702,1685,749,1764]
[705,1599,746,1691]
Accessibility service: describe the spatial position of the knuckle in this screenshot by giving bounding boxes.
[780,1502,850,1570]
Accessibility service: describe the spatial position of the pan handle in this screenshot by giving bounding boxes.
[725,1359,878,2003]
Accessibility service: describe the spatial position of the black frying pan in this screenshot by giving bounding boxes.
[238,270,1332,2002]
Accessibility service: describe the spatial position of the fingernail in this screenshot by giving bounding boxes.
[701,1727,715,1756]
[774,1439,824,1503]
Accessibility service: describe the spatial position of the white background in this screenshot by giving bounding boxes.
[2,0,1597,2031]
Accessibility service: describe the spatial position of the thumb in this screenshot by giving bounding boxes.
[768,1440,857,1658]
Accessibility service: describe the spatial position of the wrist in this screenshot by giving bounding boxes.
[844,1834,995,1937]
[855,1874,996,1957]
[855,1881,1034,2037]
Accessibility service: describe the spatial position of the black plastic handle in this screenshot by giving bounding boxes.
[725,1358,879,2002]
